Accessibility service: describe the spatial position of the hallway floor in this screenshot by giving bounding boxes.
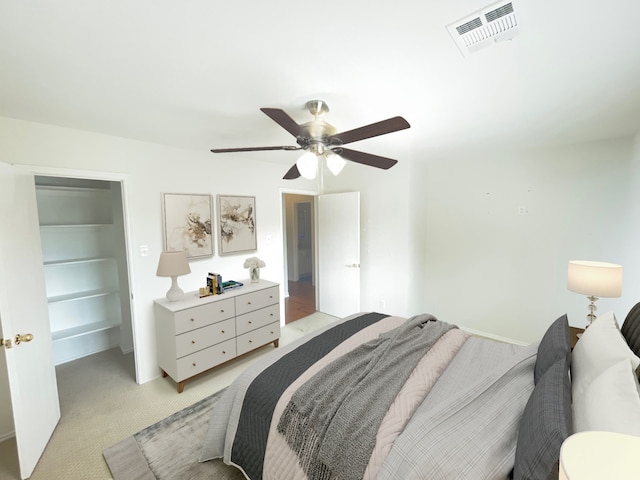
[285,278,316,324]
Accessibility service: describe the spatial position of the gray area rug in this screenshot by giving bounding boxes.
[103,389,245,480]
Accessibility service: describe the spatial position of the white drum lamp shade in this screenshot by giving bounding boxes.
[156,251,190,302]
[560,431,640,479]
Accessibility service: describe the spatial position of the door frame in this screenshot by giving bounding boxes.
[280,188,318,322]
[15,164,140,382]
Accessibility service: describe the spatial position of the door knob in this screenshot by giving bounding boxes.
[1,333,34,349]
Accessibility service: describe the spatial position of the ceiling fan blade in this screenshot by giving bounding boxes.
[260,108,307,138]
[329,116,410,145]
[210,145,300,153]
[337,147,398,170]
[283,164,301,180]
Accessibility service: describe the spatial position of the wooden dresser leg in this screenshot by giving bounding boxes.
[178,381,185,393]
[273,339,279,348]
[161,370,168,378]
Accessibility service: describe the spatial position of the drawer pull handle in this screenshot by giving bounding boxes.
[192,363,196,367]
[247,301,252,305]
[249,340,253,343]
[269,295,273,298]
[270,313,274,316]
[221,330,225,334]
[270,331,274,335]
[222,350,226,354]
[190,318,194,322]
[220,309,224,313]
[191,340,195,344]
[248,321,252,324]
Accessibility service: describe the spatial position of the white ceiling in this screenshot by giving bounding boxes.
[2,0,640,166]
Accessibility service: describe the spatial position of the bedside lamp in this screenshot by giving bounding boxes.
[156,251,190,302]
[568,260,622,326]
[560,431,640,479]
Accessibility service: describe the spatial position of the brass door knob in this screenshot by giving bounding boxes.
[15,333,33,345]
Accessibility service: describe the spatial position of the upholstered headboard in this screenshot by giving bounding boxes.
[621,302,640,357]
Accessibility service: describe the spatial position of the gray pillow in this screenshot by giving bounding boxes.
[513,357,572,480]
[534,314,570,384]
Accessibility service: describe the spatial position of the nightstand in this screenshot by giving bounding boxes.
[569,326,585,350]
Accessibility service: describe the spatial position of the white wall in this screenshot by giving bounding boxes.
[0,116,314,400]
[418,137,637,343]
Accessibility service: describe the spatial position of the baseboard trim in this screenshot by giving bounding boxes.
[0,430,15,443]
[460,327,528,346]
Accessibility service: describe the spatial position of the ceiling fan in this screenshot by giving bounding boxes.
[210,100,411,180]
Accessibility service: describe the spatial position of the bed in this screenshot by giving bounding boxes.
[198,307,640,480]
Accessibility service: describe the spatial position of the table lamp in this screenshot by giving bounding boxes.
[156,251,190,301]
[559,431,640,479]
[567,260,622,326]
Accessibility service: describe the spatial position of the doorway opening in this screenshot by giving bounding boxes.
[34,175,136,380]
[283,193,316,323]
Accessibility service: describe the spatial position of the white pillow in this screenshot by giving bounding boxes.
[573,358,640,436]
[571,311,640,401]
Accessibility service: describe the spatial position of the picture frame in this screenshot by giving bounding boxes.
[217,195,257,255]
[162,193,214,258]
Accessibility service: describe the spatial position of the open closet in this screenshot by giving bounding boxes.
[34,176,134,366]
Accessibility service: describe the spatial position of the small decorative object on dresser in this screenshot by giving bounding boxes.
[154,280,280,392]
[244,256,265,283]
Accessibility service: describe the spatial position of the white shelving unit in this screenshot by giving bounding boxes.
[35,179,130,365]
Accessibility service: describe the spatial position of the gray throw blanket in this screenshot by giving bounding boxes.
[277,314,455,480]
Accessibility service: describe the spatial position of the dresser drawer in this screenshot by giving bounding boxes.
[176,338,236,381]
[175,318,236,358]
[174,297,235,334]
[236,304,280,336]
[236,322,280,356]
[235,286,279,315]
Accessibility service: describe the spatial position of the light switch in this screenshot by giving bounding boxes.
[139,245,149,257]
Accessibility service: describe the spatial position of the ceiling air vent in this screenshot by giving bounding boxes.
[446,1,519,56]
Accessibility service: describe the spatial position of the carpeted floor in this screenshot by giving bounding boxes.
[104,388,244,480]
[0,312,337,480]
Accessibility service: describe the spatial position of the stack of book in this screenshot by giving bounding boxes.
[207,272,223,295]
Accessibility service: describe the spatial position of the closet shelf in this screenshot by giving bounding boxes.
[48,288,120,304]
[51,319,120,342]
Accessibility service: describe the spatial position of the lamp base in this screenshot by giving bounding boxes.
[585,295,599,327]
[166,276,185,302]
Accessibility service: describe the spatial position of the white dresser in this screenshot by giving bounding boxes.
[154,280,280,392]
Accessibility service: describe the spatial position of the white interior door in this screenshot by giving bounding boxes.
[0,162,60,479]
[318,192,360,318]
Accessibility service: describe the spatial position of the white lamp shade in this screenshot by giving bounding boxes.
[296,152,318,179]
[560,431,640,479]
[156,251,190,277]
[567,260,622,297]
[325,152,346,176]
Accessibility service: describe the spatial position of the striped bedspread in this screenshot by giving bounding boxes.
[199,312,537,480]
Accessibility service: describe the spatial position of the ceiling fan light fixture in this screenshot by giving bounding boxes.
[296,151,318,179]
[325,151,346,176]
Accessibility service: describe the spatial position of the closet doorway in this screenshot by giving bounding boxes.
[283,193,316,323]
[34,173,136,380]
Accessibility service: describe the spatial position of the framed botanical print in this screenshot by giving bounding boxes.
[217,195,257,255]
[162,193,214,258]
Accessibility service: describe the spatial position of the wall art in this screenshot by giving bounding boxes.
[217,195,257,255]
[162,193,213,258]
